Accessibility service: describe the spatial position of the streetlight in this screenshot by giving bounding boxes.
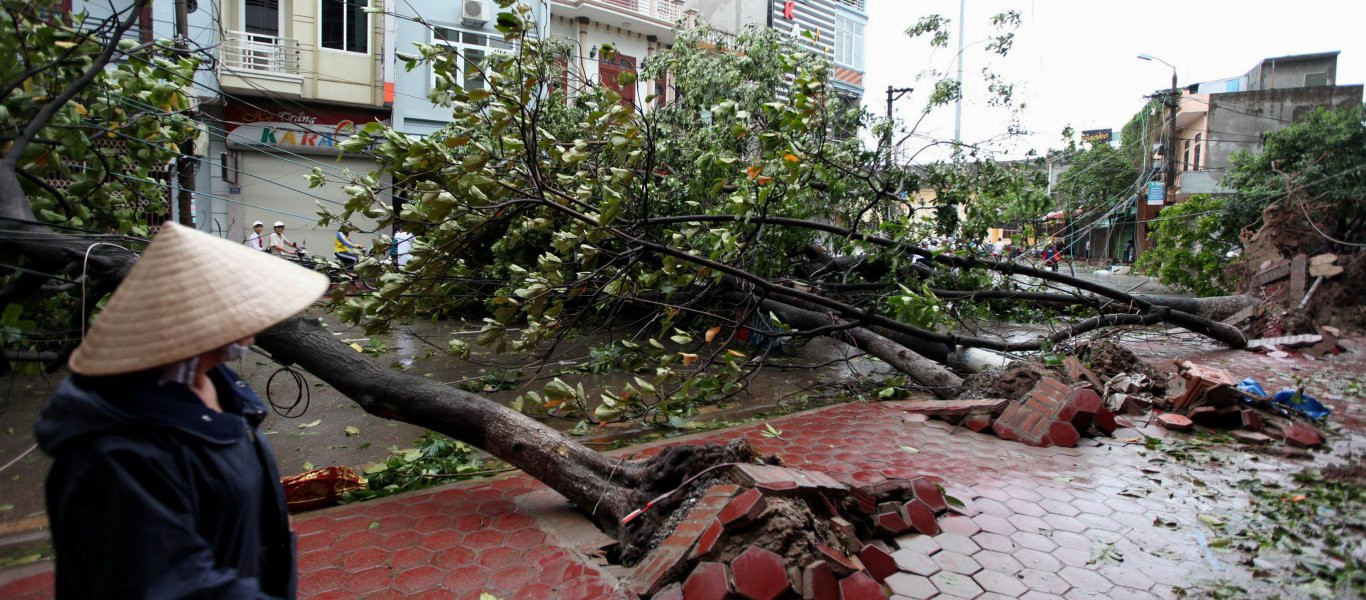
[1136,53,1179,262]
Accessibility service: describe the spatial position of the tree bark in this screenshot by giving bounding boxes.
[759,298,963,396]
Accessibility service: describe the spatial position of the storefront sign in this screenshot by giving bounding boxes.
[1080,129,1112,143]
[224,102,383,155]
[1147,181,1165,205]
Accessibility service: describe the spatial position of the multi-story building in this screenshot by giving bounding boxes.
[1172,52,1362,198]
[208,0,393,251]
[549,0,685,109]
[683,0,867,101]
[390,0,550,136]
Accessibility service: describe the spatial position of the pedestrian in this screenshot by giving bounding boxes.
[1123,239,1135,263]
[393,228,414,267]
[35,223,327,599]
[1084,238,1092,261]
[244,220,267,251]
[269,221,300,256]
[333,223,364,268]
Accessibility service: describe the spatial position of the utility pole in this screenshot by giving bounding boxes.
[173,0,196,227]
[1135,54,1178,261]
[884,86,913,220]
[953,0,965,147]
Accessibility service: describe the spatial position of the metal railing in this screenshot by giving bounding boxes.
[595,0,682,23]
[221,30,301,76]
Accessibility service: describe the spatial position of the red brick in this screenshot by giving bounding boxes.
[1067,388,1103,431]
[719,488,768,531]
[1045,421,1081,448]
[1283,423,1324,448]
[815,544,860,576]
[1157,413,1193,431]
[911,478,947,513]
[836,572,886,600]
[731,546,791,600]
[904,499,940,536]
[962,415,994,432]
[1241,410,1264,432]
[1232,430,1273,445]
[994,377,1072,446]
[690,519,724,561]
[801,560,840,600]
[1092,408,1118,435]
[874,510,912,536]
[682,562,731,600]
[857,545,897,583]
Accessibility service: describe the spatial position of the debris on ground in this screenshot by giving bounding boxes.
[281,466,369,511]
[625,464,960,599]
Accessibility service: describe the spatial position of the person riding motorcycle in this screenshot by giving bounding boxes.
[333,224,364,268]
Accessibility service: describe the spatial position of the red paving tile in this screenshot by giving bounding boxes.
[7,339,1362,599]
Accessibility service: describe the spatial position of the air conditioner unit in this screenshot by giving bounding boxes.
[462,0,488,26]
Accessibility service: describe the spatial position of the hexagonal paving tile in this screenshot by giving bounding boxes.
[885,572,937,599]
[1011,530,1059,552]
[930,532,980,555]
[938,515,982,536]
[931,551,982,576]
[1058,566,1114,594]
[1014,548,1064,573]
[894,533,941,555]
[974,568,1029,596]
[1006,497,1048,517]
[972,513,1017,535]
[1018,568,1071,595]
[972,531,1018,553]
[1008,513,1050,533]
[891,549,940,576]
[972,549,1025,576]
[1038,498,1082,517]
[930,570,985,598]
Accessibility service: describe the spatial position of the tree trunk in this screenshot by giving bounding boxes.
[759,298,963,397]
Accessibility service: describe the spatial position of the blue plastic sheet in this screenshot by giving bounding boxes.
[1272,389,1331,421]
[1237,378,1268,398]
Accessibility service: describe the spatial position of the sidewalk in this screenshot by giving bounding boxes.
[2,340,1360,599]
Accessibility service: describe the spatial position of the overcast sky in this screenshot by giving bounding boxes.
[860,0,1366,161]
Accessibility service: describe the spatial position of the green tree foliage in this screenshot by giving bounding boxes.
[1136,194,1236,296]
[1052,142,1140,212]
[1221,104,1366,244]
[1,0,199,233]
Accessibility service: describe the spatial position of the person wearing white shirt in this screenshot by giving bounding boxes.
[243,221,267,252]
[268,221,299,256]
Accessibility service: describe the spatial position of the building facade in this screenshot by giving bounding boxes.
[208,0,392,252]
[549,0,685,110]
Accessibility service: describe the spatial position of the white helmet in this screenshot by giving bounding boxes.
[252,220,264,227]
[273,221,285,227]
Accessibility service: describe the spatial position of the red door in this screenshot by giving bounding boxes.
[599,52,637,108]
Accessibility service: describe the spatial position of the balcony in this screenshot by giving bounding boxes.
[597,0,681,22]
[221,30,301,77]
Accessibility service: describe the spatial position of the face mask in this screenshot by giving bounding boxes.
[159,357,199,387]
[221,342,250,362]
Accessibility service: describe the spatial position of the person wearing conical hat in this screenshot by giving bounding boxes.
[35,223,327,599]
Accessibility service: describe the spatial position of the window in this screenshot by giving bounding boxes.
[431,27,515,92]
[244,0,279,35]
[834,15,864,70]
[1192,133,1202,171]
[321,0,368,53]
[1182,140,1190,171]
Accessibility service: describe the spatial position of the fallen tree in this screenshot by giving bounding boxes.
[0,2,1258,563]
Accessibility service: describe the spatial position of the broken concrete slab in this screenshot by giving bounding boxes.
[1282,423,1325,448]
[1289,253,1308,303]
[1254,259,1291,284]
[1062,356,1104,390]
[899,397,1008,417]
[1232,430,1273,445]
[1157,413,1194,431]
[1248,334,1323,350]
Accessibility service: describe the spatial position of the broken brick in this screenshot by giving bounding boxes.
[1240,410,1264,432]
[1067,388,1104,432]
[910,478,948,513]
[1232,430,1273,445]
[731,546,791,600]
[993,377,1073,446]
[901,397,1008,417]
[1092,409,1118,435]
[690,519,724,561]
[961,414,993,433]
[1063,355,1105,390]
[1283,423,1324,448]
[801,561,839,600]
[815,544,859,577]
[719,488,767,531]
[1157,413,1194,431]
[836,572,887,600]
[652,581,683,600]
[874,510,912,536]
[903,499,940,536]
[857,545,898,583]
[1289,253,1308,303]
[1045,421,1081,448]
[682,562,732,600]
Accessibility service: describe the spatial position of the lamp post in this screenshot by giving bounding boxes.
[1136,53,1178,262]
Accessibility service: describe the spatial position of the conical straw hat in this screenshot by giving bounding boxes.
[69,223,329,375]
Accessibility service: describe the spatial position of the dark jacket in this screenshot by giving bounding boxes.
[36,365,296,599]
